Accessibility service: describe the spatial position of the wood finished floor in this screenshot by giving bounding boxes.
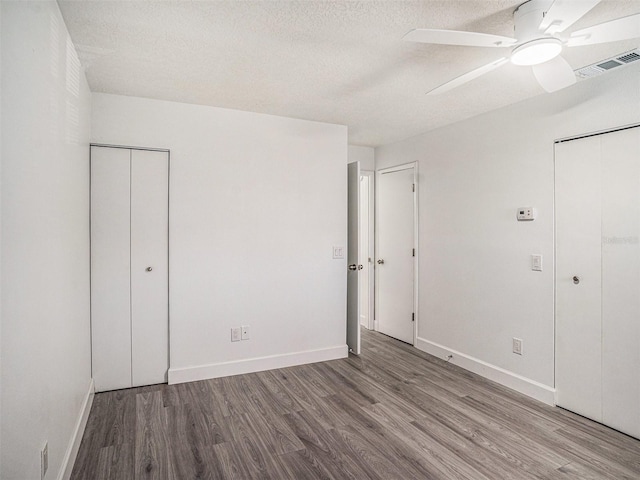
[71,329,640,479]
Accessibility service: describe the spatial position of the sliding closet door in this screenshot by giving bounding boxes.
[91,146,132,392]
[131,149,169,387]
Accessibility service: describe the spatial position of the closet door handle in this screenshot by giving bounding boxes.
[146,267,153,272]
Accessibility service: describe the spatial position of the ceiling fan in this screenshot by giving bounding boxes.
[404,0,640,94]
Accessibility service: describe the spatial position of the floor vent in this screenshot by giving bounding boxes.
[574,49,640,79]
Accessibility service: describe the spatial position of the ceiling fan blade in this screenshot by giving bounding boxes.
[567,13,640,46]
[532,56,576,93]
[539,0,601,34]
[427,58,509,95]
[403,29,516,47]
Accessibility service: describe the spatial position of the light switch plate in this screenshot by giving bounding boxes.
[231,327,241,342]
[531,254,542,272]
[332,246,344,259]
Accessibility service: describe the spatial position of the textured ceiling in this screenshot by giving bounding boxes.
[58,0,640,147]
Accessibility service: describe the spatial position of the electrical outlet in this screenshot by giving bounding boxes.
[241,325,250,340]
[41,442,48,479]
[513,338,523,355]
[231,327,241,342]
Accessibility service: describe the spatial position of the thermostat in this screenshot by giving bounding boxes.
[517,207,536,221]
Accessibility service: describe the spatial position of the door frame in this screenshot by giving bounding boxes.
[89,143,171,389]
[374,162,419,345]
[360,170,375,330]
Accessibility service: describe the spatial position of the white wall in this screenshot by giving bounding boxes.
[348,145,375,171]
[91,94,348,382]
[376,64,640,404]
[1,1,93,478]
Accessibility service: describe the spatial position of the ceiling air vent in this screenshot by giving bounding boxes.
[574,49,640,79]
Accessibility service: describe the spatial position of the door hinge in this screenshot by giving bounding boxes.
[412,248,415,257]
[412,183,415,192]
[412,313,415,322]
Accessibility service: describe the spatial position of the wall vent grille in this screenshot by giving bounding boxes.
[575,49,640,79]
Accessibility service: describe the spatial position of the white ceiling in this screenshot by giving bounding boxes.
[58,0,640,147]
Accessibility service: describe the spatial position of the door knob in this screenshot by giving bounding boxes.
[146,267,153,272]
[358,264,363,270]
[348,264,358,271]
[377,259,384,265]
[572,275,580,284]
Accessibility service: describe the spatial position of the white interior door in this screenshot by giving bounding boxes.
[556,126,640,439]
[91,146,132,392]
[130,149,169,387]
[376,165,415,344]
[347,161,361,354]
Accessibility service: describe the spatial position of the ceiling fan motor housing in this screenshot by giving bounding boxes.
[514,0,556,42]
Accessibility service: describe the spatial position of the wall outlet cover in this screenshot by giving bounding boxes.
[231,327,241,342]
[241,325,250,340]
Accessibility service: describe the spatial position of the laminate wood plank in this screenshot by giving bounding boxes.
[164,404,227,480]
[453,396,571,469]
[101,389,137,447]
[281,410,373,480]
[313,361,378,407]
[279,449,337,480]
[211,441,255,479]
[363,402,493,480]
[327,360,429,421]
[254,370,305,414]
[95,443,134,480]
[411,415,542,480]
[346,414,456,480]
[289,363,338,398]
[226,412,295,479]
[70,405,111,479]
[135,391,174,480]
[555,460,627,480]
[329,425,420,480]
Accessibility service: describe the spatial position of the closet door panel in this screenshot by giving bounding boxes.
[555,136,603,421]
[601,128,640,438]
[130,149,169,387]
[91,146,132,392]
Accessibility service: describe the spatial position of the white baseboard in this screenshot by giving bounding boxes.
[59,379,95,480]
[168,345,348,384]
[415,337,556,406]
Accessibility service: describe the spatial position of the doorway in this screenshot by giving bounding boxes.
[359,170,375,330]
[375,163,417,344]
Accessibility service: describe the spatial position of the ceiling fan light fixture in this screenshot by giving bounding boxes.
[510,38,563,66]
